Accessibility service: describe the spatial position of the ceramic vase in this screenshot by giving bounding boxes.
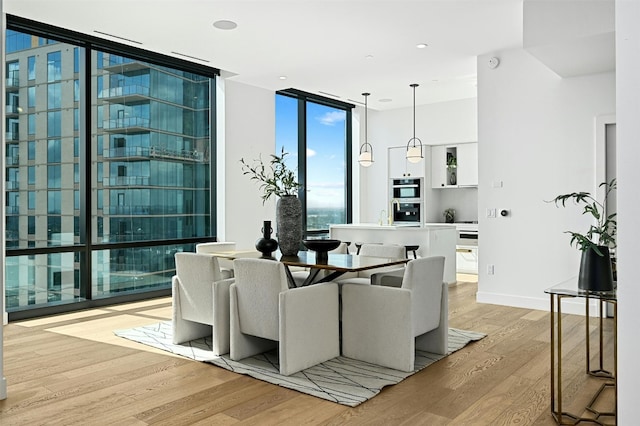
[578,245,614,292]
[255,220,278,257]
[276,195,302,256]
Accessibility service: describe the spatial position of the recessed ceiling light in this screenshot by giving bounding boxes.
[213,20,238,30]
[279,76,287,80]
[365,54,374,59]
[416,43,428,49]
[379,98,393,103]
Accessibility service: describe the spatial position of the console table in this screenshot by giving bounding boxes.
[545,278,617,425]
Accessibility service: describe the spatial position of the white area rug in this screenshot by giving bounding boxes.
[115,321,485,407]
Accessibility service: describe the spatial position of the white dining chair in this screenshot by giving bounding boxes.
[229,258,340,376]
[172,252,235,355]
[341,256,448,372]
[335,243,406,286]
[196,241,236,278]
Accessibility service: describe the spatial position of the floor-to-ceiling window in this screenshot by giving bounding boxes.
[4,17,218,319]
[275,90,353,236]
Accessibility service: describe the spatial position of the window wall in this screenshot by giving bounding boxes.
[275,90,353,236]
[4,19,217,319]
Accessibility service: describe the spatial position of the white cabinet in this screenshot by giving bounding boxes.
[456,143,478,186]
[431,142,478,188]
[388,146,424,178]
[456,246,478,274]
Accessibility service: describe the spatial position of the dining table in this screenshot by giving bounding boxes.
[211,250,410,288]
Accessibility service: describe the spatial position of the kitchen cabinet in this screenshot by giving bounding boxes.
[388,146,424,178]
[431,142,478,188]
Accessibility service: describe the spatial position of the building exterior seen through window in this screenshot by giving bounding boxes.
[4,28,213,315]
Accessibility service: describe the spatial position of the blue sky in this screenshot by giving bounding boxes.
[275,95,346,209]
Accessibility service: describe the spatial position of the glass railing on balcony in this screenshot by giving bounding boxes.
[98,85,150,99]
[6,75,19,87]
[102,117,150,130]
[103,146,150,159]
[106,205,185,215]
[102,176,150,186]
[6,206,20,214]
[6,155,19,165]
[6,131,19,141]
[102,146,206,162]
[5,104,20,115]
[5,181,19,190]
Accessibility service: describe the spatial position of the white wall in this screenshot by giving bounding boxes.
[358,98,477,224]
[615,0,640,422]
[477,47,615,314]
[221,79,277,249]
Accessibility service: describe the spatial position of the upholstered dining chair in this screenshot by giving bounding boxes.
[229,258,340,376]
[334,243,407,286]
[195,241,237,278]
[341,256,448,372]
[172,252,234,355]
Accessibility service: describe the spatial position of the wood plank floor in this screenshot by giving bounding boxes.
[1,278,616,425]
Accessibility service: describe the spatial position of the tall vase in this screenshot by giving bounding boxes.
[276,195,302,256]
[255,220,278,258]
[578,245,614,292]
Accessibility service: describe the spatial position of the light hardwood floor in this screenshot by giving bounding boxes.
[1,277,616,425]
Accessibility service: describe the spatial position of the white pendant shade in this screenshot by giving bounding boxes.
[406,145,423,163]
[359,151,373,167]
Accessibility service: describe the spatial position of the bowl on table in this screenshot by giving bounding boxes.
[303,239,341,263]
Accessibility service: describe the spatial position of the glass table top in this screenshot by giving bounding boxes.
[544,276,617,301]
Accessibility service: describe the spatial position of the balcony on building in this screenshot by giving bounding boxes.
[98,85,150,104]
[102,116,150,133]
[102,146,206,163]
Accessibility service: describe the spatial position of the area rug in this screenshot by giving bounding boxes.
[115,321,485,407]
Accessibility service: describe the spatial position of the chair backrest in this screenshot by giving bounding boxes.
[401,256,445,335]
[175,252,223,284]
[174,252,223,323]
[359,243,406,259]
[329,242,349,254]
[196,241,237,254]
[357,244,406,278]
[233,258,289,341]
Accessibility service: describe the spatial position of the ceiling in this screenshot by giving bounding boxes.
[5,0,524,110]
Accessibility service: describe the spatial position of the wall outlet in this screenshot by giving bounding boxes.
[487,264,495,275]
[486,208,496,218]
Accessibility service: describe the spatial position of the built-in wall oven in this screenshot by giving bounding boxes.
[390,178,423,224]
[391,178,422,199]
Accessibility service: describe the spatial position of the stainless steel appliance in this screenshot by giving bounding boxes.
[389,178,423,224]
[392,202,421,224]
[390,178,422,199]
[455,222,478,274]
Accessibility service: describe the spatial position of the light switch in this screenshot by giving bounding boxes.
[486,208,496,218]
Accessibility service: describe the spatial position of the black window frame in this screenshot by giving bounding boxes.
[276,88,354,237]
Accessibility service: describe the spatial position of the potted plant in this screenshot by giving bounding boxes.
[549,179,617,291]
[443,208,455,224]
[240,147,303,256]
[447,155,457,185]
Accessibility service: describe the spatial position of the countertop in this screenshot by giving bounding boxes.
[330,223,456,231]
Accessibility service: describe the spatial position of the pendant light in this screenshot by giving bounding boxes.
[406,83,423,163]
[358,92,374,167]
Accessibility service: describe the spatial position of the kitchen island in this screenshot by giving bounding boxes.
[329,223,457,284]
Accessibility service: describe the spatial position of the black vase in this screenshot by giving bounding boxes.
[578,246,614,292]
[255,220,278,258]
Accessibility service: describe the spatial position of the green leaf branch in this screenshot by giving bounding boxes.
[240,147,302,204]
[548,179,617,255]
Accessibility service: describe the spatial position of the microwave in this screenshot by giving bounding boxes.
[391,178,422,200]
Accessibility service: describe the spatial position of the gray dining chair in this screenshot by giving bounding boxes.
[172,252,235,355]
[341,256,448,372]
[229,258,340,376]
[195,241,237,278]
[335,243,406,286]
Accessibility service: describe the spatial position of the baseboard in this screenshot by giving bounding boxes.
[476,291,602,316]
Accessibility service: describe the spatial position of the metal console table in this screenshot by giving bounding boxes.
[545,278,617,425]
